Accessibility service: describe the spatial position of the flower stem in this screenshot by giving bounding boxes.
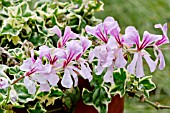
[11,76,25,85]
[133,92,170,109]
[5,87,11,105]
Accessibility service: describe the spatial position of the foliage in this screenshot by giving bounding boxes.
[0,0,169,113]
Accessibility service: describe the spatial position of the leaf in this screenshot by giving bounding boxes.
[62,87,80,112]
[138,75,156,98]
[37,88,63,106]
[27,102,46,113]
[82,86,111,113]
[12,36,21,45]
[109,68,128,97]
[0,64,8,78]
[13,83,36,103]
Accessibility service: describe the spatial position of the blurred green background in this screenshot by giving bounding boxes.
[95,0,170,113]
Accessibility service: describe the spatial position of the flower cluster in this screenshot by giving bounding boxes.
[86,17,169,82]
[19,26,92,94]
[8,17,168,94]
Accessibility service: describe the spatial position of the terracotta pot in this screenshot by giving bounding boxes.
[73,78,124,113]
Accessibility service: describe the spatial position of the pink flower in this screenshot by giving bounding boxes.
[154,23,169,70]
[0,77,9,89]
[20,50,59,94]
[61,40,83,88]
[50,26,77,48]
[123,26,162,78]
[85,17,118,43]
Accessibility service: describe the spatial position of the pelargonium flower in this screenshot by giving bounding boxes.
[87,17,127,84]
[0,77,9,89]
[20,50,59,94]
[76,36,93,81]
[154,23,169,70]
[50,26,77,48]
[85,16,117,43]
[123,26,162,78]
[89,45,115,84]
[61,40,83,88]
[39,45,64,65]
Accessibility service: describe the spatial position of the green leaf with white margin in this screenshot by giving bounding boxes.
[82,86,111,113]
[13,83,36,103]
[1,18,23,36]
[137,75,156,98]
[0,64,8,78]
[27,102,46,113]
[37,87,63,106]
[109,68,128,97]
[8,48,25,61]
[62,87,80,112]
[7,66,24,82]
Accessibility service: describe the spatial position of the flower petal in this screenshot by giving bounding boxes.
[103,66,114,84]
[50,25,62,38]
[158,49,165,70]
[123,26,140,47]
[40,83,50,92]
[32,74,47,84]
[69,68,78,87]
[46,70,59,86]
[103,16,120,35]
[80,62,92,81]
[127,52,138,75]
[20,58,33,72]
[61,69,73,88]
[136,53,144,78]
[24,77,36,94]
[143,54,156,72]
[115,48,127,68]
[140,31,162,49]
[0,77,9,89]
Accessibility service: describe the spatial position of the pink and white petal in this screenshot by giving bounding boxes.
[47,72,59,86]
[30,49,35,62]
[103,16,120,34]
[143,54,156,72]
[154,23,167,35]
[103,50,114,67]
[32,74,47,84]
[80,62,92,81]
[115,48,127,68]
[24,77,36,94]
[40,83,50,92]
[158,49,165,70]
[69,68,78,87]
[136,54,145,78]
[79,36,92,52]
[50,25,62,38]
[106,37,117,49]
[85,25,97,36]
[20,58,32,72]
[96,63,105,75]
[127,52,138,75]
[88,50,95,63]
[0,77,9,89]
[141,31,162,49]
[103,66,114,84]
[39,45,51,58]
[61,69,73,88]
[124,26,140,47]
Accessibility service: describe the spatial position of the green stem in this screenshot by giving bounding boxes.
[133,92,170,110]
[5,87,11,106]
[46,108,63,113]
